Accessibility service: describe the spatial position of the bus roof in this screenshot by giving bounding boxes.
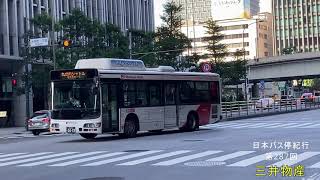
[74,58,219,77]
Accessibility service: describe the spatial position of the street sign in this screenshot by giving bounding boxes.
[259,80,265,90]
[29,38,49,47]
[201,63,212,72]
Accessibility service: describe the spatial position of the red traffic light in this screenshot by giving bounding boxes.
[12,79,17,86]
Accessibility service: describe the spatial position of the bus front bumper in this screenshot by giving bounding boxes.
[50,120,102,134]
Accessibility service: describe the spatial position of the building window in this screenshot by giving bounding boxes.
[264,43,268,48]
[264,52,269,56]
[264,34,268,39]
[223,33,249,40]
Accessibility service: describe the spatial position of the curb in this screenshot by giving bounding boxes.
[220,107,320,122]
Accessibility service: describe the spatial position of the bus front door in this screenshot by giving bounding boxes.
[101,83,119,132]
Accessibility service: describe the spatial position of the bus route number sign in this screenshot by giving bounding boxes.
[61,71,87,80]
[201,63,212,72]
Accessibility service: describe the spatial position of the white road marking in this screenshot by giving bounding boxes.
[303,123,320,128]
[0,153,27,158]
[152,151,222,166]
[227,151,285,167]
[271,152,320,167]
[264,123,300,128]
[19,151,106,166]
[117,150,191,166]
[206,151,255,162]
[0,152,52,162]
[82,150,162,166]
[283,122,314,128]
[0,152,77,166]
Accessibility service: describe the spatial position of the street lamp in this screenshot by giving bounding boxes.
[242,19,265,102]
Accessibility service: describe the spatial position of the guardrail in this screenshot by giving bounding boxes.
[221,98,320,119]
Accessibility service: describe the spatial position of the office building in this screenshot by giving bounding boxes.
[0,0,154,127]
[272,0,320,55]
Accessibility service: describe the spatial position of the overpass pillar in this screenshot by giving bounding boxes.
[252,83,259,98]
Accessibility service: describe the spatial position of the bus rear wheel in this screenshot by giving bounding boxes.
[181,113,198,132]
[80,133,97,139]
[121,119,138,138]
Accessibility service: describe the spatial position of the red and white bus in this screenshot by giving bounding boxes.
[50,58,221,139]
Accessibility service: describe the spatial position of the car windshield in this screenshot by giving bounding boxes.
[31,113,47,119]
[52,80,100,120]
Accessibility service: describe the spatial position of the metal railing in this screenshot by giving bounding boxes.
[222,98,320,119]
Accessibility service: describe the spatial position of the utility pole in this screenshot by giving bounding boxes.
[24,35,31,125]
[50,0,56,70]
[129,30,132,59]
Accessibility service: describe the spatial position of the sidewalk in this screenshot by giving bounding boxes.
[0,127,30,137]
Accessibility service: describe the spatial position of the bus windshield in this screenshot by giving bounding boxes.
[52,80,100,120]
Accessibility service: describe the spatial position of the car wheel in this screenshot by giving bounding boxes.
[32,130,40,136]
[80,133,97,139]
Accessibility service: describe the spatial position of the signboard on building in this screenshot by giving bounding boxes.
[29,38,49,47]
[211,0,250,20]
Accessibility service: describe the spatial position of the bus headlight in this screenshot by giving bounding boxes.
[51,123,59,128]
[84,123,101,128]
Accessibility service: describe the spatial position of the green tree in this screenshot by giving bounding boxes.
[203,19,228,62]
[155,1,191,70]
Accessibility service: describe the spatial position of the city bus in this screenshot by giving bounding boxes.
[50,58,221,139]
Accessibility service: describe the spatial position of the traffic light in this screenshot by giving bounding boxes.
[12,79,17,86]
[63,39,72,48]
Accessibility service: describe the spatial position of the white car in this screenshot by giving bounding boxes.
[255,98,275,109]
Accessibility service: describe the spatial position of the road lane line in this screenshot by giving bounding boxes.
[270,152,320,167]
[117,150,191,166]
[283,122,314,128]
[152,151,222,166]
[0,153,27,158]
[227,151,285,167]
[241,123,270,128]
[203,123,238,128]
[212,123,255,128]
[302,123,320,128]
[264,123,299,128]
[206,151,255,162]
[0,152,52,162]
[19,151,106,166]
[0,152,78,166]
[51,152,127,166]
[82,150,162,166]
[310,161,320,168]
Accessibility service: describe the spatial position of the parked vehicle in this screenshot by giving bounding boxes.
[280,95,296,105]
[256,98,274,109]
[300,93,314,103]
[27,110,51,136]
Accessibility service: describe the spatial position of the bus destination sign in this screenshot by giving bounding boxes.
[60,71,87,80]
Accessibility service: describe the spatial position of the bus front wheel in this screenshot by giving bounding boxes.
[80,133,97,139]
[121,119,138,138]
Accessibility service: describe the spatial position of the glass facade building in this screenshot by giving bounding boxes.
[272,0,320,55]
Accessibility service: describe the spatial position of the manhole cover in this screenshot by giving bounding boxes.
[184,161,226,167]
[183,140,205,142]
[123,150,149,152]
[81,177,124,180]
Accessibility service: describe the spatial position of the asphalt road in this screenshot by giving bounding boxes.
[1,110,320,180]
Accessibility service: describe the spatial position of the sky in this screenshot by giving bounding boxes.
[154,0,272,28]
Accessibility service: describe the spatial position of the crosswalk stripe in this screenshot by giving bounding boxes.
[309,161,320,168]
[0,152,78,167]
[264,123,299,128]
[0,152,52,162]
[232,123,266,129]
[302,123,320,128]
[206,151,255,162]
[242,123,270,128]
[227,151,285,167]
[270,152,320,167]
[251,123,284,128]
[117,150,191,166]
[217,123,254,128]
[204,123,237,128]
[50,152,126,166]
[152,151,222,166]
[283,122,314,128]
[19,151,106,166]
[0,153,27,158]
[82,150,162,166]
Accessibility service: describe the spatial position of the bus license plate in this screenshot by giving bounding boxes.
[66,127,76,134]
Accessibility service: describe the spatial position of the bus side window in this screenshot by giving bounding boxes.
[148,83,161,106]
[210,82,219,103]
[165,83,176,105]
